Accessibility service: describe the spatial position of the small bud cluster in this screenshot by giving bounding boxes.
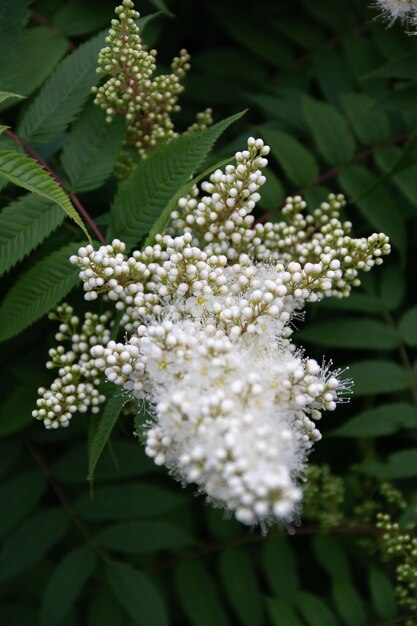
[38,136,391,525]
[302,464,345,530]
[32,304,110,428]
[373,0,417,30]
[92,0,213,173]
[377,512,417,613]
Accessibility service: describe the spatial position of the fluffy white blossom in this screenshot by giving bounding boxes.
[373,0,417,28]
[37,136,391,525]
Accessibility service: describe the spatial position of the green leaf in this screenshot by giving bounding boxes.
[348,360,409,395]
[330,403,417,437]
[364,50,417,80]
[0,194,64,276]
[87,588,127,626]
[18,30,106,144]
[302,97,355,164]
[266,598,304,626]
[359,449,417,479]
[96,521,196,554]
[258,168,284,210]
[312,535,351,582]
[87,391,128,481]
[338,164,406,251]
[296,592,339,626]
[107,561,168,626]
[0,150,90,240]
[0,90,24,104]
[399,306,417,346]
[260,127,319,186]
[320,292,382,314]
[219,546,264,626]
[0,509,69,582]
[260,538,299,603]
[40,546,95,626]
[379,264,405,311]
[332,581,367,626]
[369,567,397,620]
[173,560,233,626]
[0,0,29,86]
[0,242,80,342]
[52,0,115,36]
[297,317,400,349]
[0,471,45,539]
[62,103,125,193]
[339,92,390,145]
[111,111,245,249]
[74,482,187,521]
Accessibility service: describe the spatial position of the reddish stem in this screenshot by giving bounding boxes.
[5,129,106,244]
[30,11,77,51]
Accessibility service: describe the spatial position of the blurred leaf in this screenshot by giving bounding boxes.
[87,391,128,481]
[0,195,64,276]
[339,92,390,145]
[399,306,417,346]
[302,97,355,164]
[62,103,124,193]
[379,263,406,311]
[0,242,81,342]
[0,0,29,86]
[52,0,115,35]
[261,127,319,186]
[18,30,106,143]
[258,168,284,210]
[96,521,196,554]
[87,588,127,626]
[332,581,367,626]
[330,403,417,437]
[348,360,409,395]
[0,151,90,240]
[297,317,400,349]
[174,560,233,626]
[369,567,397,620]
[260,537,299,603]
[219,546,264,626]
[359,449,417,479]
[296,592,339,626]
[364,50,417,81]
[312,535,351,582]
[320,293,382,314]
[40,546,95,626]
[338,164,406,251]
[0,471,45,539]
[0,509,69,582]
[107,561,168,626]
[111,111,245,249]
[266,597,304,626]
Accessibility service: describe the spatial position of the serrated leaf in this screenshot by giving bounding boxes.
[298,317,400,349]
[18,30,106,144]
[260,127,319,186]
[107,561,168,626]
[87,392,128,481]
[330,403,417,437]
[173,560,232,626]
[359,449,417,479]
[369,567,397,620]
[111,111,245,249]
[348,360,409,395]
[40,546,95,626]
[219,546,264,626]
[332,581,367,626]
[338,164,406,251]
[296,592,339,626]
[0,150,90,239]
[302,97,355,164]
[0,90,24,104]
[260,538,299,603]
[96,521,196,554]
[0,509,69,583]
[74,482,186,521]
[399,306,417,346]
[0,194,64,276]
[0,242,80,342]
[62,102,125,193]
[0,471,45,539]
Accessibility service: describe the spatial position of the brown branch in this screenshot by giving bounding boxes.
[146,521,378,574]
[5,129,106,244]
[30,10,77,51]
[22,435,110,561]
[372,613,417,626]
[257,133,410,224]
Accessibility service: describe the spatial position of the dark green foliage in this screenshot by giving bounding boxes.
[1,0,417,624]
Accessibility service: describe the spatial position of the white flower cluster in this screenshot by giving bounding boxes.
[32,305,110,428]
[373,0,417,29]
[62,137,390,525]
